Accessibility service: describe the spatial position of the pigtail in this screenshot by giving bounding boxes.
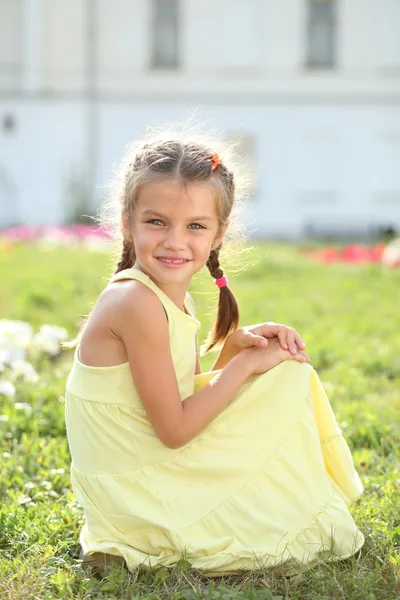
[201,247,239,355]
[114,238,136,274]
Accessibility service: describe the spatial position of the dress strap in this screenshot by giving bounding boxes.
[110,267,156,288]
[109,267,200,328]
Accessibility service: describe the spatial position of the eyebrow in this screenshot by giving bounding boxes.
[141,209,214,221]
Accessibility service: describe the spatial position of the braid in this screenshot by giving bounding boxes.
[114,238,136,274]
[202,247,239,355]
[206,247,224,280]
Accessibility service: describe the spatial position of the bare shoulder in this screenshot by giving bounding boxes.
[78,278,167,367]
[104,278,168,334]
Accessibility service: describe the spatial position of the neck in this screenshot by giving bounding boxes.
[132,264,189,311]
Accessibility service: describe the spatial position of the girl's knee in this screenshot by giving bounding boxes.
[270,360,315,398]
[274,359,314,377]
[249,360,314,399]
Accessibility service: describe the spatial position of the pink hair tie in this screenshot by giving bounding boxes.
[214,275,228,288]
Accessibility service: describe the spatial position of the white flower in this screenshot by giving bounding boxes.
[0,339,26,364]
[0,320,69,362]
[14,402,33,414]
[0,320,33,348]
[10,360,39,383]
[32,325,68,357]
[39,325,68,343]
[0,320,33,364]
[0,380,16,398]
[32,333,60,357]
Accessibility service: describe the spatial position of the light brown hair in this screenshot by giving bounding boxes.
[103,126,249,354]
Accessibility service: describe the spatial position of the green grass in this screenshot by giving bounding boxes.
[0,243,399,600]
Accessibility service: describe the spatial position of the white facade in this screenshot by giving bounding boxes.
[0,0,399,238]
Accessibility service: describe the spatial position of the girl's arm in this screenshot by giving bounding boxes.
[113,283,255,450]
[211,339,237,371]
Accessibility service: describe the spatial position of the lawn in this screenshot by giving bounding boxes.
[0,243,399,600]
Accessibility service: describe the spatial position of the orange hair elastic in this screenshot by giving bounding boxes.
[210,153,222,171]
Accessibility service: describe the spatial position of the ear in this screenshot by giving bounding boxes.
[212,220,229,250]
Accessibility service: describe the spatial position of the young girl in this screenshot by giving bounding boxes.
[65,130,364,579]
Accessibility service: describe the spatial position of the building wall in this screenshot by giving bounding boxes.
[40,0,87,93]
[96,101,400,237]
[2,0,400,93]
[0,0,399,237]
[0,99,87,226]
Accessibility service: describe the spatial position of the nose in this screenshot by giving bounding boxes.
[163,226,186,251]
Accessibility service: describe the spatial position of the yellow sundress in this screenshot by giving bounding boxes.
[65,267,365,576]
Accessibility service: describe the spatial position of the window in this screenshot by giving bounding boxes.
[306,0,336,68]
[150,0,179,69]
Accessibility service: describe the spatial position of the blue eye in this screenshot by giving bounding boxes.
[189,223,205,230]
[146,219,205,229]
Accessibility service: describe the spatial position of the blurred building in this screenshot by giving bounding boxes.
[0,0,399,238]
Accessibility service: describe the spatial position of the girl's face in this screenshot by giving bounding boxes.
[128,180,228,288]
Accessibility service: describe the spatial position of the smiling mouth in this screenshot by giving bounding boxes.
[156,257,190,263]
[156,257,191,267]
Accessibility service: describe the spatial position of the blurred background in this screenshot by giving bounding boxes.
[1,7,400,596]
[0,0,399,240]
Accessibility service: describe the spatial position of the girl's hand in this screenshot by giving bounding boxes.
[243,337,309,376]
[212,322,309,371]
[227,323,309,358]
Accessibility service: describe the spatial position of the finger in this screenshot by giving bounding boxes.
[255,323,282,339]
[297,350,310,361]
[282,346,310,361]
[295,354,309,362]
[277,329,289,350]
[286,350,309,362]
[249,333,268,348]
[286,329,298,355]
[293,331,306,349]
[242,332,267,348]
[297,346,310,360]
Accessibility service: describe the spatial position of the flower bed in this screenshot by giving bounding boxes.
[0,225,111,252]
[0,319,68,398]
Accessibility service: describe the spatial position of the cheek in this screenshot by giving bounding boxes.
[192,234,214,255]
[136,228,161,248]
